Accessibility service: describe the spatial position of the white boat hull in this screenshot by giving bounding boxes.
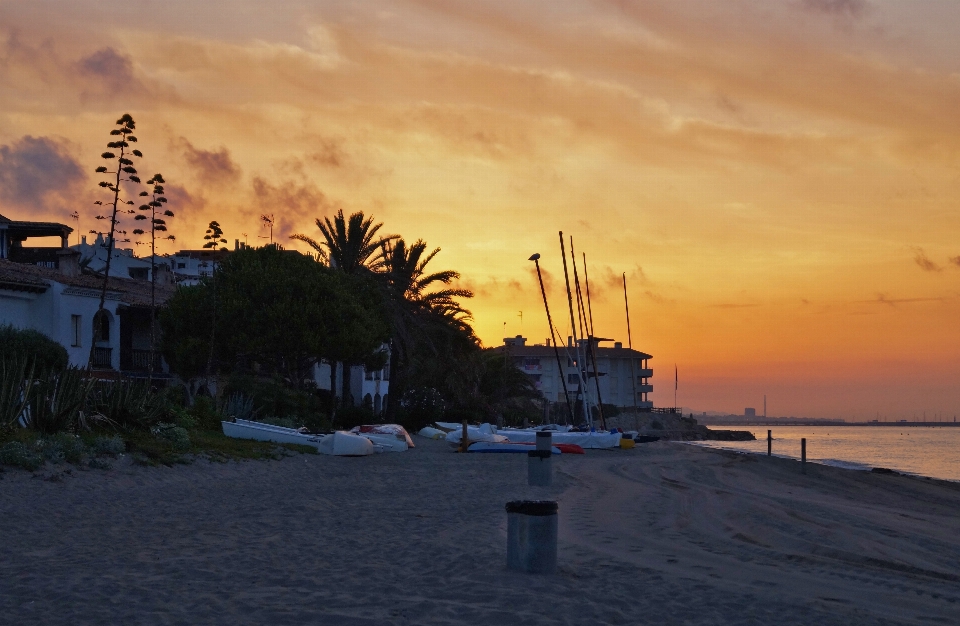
[222,420,324,449]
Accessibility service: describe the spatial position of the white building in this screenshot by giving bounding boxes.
[0,214,173,374]
[0,256,174,373]
[313,358,390,416]
[73,234,158,281]
[496,335,653,410]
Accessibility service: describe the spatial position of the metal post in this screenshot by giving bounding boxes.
[528,431,552,486]
[801,438,806,474]
[767,430,772,456]
[506,500,558,574]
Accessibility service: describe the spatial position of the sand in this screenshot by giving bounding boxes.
[1,439,958,625]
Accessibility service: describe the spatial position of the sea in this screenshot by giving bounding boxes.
[693,425,960,482]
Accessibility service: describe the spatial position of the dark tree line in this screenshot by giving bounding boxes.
[160,210,539,429]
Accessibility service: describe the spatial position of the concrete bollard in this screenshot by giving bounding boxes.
[528,431,553,486]
[506,500,558,574]
[767,430,772,456]
[801,438,807,474]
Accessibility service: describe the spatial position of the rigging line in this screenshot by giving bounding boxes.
[582,253,596,338]
[623,272,639,413]
[569,237,588,342]
[583,254,607,430]
[559,231,590,427]
[569,236,597,425]
[578,251,606,429]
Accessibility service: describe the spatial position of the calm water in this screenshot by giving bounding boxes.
[693,425,960,482]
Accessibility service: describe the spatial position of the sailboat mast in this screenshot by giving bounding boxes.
[559,231,590,427]
[579,251,606,429]
[569,237,594,424]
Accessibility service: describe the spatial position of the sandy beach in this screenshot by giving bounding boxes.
[2,440,958,625]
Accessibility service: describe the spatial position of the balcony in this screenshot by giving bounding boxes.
[636,384,653,393]
[91,347,113,369]
[637,368,653,378]
[124,349,162,372]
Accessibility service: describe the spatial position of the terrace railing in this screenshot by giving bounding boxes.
[91,347,113,369]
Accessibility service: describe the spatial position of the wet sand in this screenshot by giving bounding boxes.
[1,439,958,625]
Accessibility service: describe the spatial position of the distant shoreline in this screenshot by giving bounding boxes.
[702,421,960,428]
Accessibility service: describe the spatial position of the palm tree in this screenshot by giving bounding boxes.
[290,209,396,273]
[290,210,396,407]
[380,238,475,418]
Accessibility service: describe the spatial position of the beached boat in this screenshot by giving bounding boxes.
[497,428,622,449]
[417,426,446,439]
[316,431,375,456]
[444,426,509,445]
[350,424,415,449]
[222,419,325,449]
[467,442,562,454]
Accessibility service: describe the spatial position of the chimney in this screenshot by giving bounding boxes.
[81,235,87,245]
[567,336,573,348]
[614,342,622,349]
[235,239,240,251]
[154,263,174,287]
[545,338,551,347]
[56,249,81,277]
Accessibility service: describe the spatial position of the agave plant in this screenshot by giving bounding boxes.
[0,357,35,433]
[28,367,99,434]
[217,393,256,421]
[90,379,166,430]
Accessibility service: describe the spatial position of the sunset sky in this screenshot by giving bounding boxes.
[1,0,958,419]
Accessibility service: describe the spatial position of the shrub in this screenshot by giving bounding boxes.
[88,457,112,470]
[333,405,374,430]
[151,423,191,452]
[0,325,68,372]
[28,368,98,434]
[650,420,664,430]
[38,434,87,464]
[260,416,298,429]
[218,393,256,422]
[398,387,445,431]
[0,441,43,471]
[168,406,197,430]
[189,395,222,431]
[91,435,125,457]
[1,356,36,432]
[90,380,166,429]
[222,375,329,426]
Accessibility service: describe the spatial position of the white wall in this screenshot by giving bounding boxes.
[0,281,122,369]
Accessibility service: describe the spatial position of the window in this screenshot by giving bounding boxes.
[177,262,186,269]
[568,374,580,384]
[71,315,81,347]
[93,311,110,344]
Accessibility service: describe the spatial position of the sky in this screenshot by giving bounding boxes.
[1,0,958,419]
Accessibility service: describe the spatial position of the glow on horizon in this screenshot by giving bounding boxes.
[1,0,958,418]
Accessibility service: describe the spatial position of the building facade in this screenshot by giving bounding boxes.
[0,214,173,374]
[496,335,653,410]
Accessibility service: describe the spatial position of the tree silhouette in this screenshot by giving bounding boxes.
[380,238,474,418]
[290,209,396,273]
[290,210,397,405]
[203,220,227,250]
[87,113,143,370]
[133,173,175,378]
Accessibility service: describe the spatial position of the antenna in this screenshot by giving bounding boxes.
[260,214,274,244]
